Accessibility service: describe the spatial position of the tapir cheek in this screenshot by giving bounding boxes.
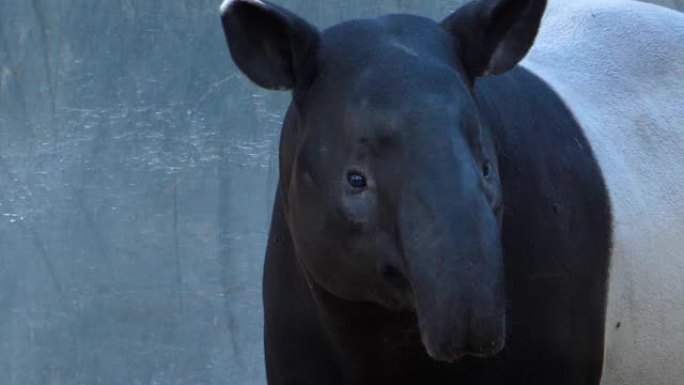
[339,194,377,232]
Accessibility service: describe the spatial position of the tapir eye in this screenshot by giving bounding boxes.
[347,171,368,189]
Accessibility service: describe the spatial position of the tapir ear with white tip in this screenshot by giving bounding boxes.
[220,0,320,90]
[441,0,547,79]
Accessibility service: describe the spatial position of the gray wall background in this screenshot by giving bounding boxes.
[0,1,681,384]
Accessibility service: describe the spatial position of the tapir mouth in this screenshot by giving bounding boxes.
[416,306,506,363]
[420,328,505,362]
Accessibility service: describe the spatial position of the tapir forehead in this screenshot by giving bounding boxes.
[302,15,470,132]
[317,14,463,84]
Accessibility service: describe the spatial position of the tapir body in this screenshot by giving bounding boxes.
[219,0,684,383]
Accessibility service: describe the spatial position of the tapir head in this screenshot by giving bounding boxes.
[220,0,546,362]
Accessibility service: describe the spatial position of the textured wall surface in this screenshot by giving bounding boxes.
[0,1,464,384]
[0,1,681,384]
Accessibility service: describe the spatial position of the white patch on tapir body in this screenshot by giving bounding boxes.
[521,0,684,384]
[219,0,266,15]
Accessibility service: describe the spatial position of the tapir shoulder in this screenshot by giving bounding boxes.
[522,2,684,384]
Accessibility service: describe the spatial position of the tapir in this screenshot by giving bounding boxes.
[219,0,684,383]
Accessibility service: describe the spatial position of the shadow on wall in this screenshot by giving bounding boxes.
[650,0,684,11]
[0,1,680,385]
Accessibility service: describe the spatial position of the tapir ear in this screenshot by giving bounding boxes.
[441,0,547,79]
[220,0,320,90]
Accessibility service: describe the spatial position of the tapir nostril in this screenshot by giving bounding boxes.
[379,264,411,291]
[380,264,398,278]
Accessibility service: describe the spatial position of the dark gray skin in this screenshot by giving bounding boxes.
[220,0,610,384]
